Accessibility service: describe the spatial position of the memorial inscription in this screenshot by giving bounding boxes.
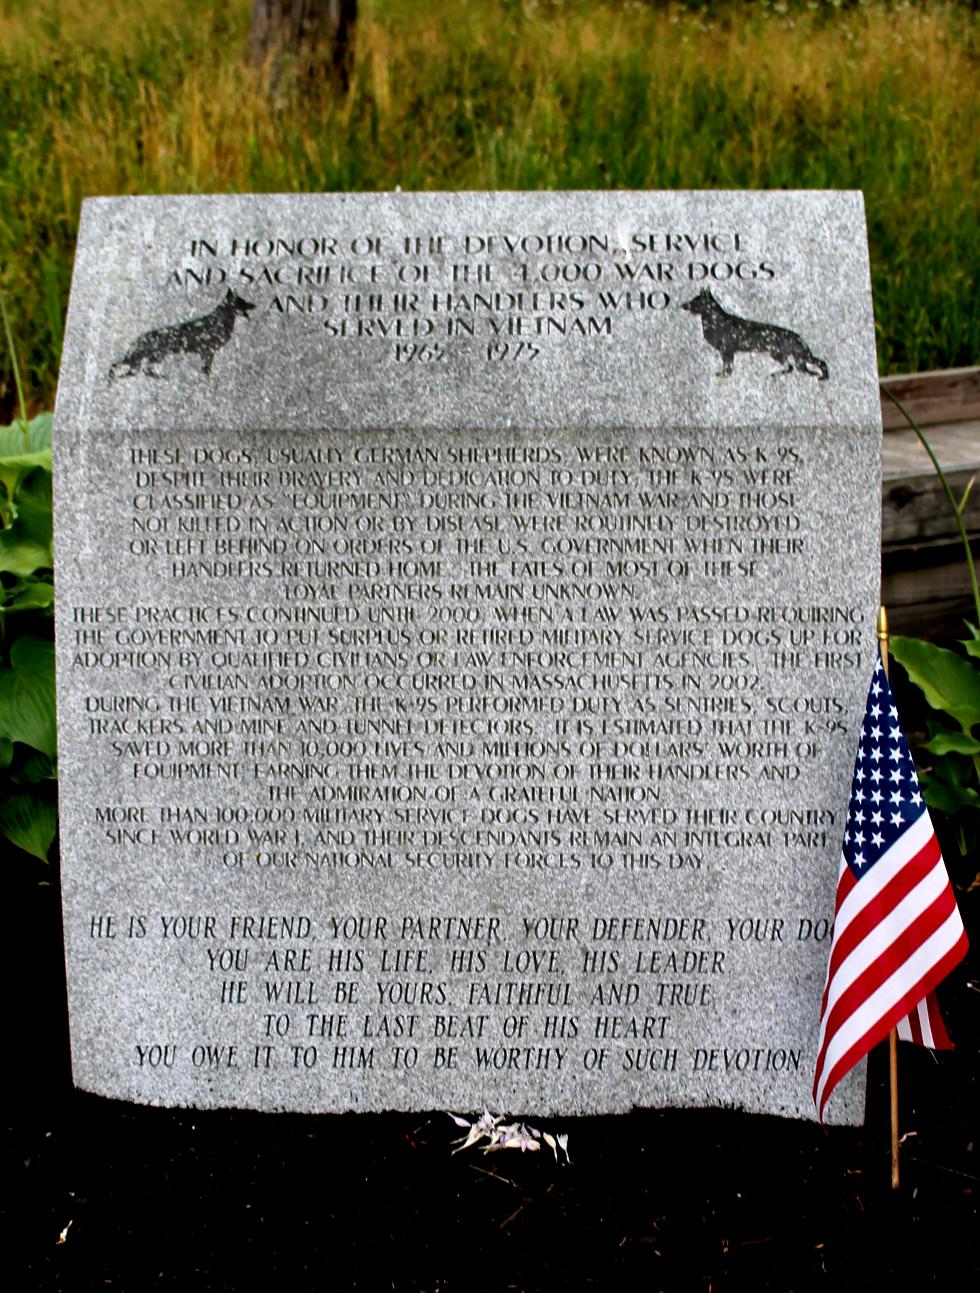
[55,192,881,1123]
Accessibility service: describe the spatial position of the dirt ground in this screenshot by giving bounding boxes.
[6,875,978,1292]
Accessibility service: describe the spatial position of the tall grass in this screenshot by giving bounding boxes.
[0,0,977,410]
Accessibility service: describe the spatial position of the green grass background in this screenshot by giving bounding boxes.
[0,0,977,411]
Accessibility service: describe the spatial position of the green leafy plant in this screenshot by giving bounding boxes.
[885,387,980,875]
[0,284,56,863]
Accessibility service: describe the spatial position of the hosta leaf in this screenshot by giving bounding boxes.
[890,635,980,734]
[0,449,52,473]
[922,730,980,756]
[10,748,55,783]
[929,750,973,788]
[0,580,54,613]
[0,417,51,513]
[0,634,56,756]
[0,790,56,861]
[0,413,52,457]
[923,779,980,815]
[0,449,53,509]
[0,467,53,575]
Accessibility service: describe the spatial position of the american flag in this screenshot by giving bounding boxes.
[813,652,969,1120]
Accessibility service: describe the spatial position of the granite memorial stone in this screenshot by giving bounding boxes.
[54,191,881,1123]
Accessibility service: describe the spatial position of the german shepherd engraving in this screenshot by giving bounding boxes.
[681,289,829,381]
[109,289,256,381]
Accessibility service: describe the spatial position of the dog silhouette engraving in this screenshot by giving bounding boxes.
[681,289,829,381]
[109,289,256,381]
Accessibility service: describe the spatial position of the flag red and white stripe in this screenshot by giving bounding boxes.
[896,989,951,1048]
[813,654,968,1120]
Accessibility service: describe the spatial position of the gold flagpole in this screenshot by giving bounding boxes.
[877,605,901,1190]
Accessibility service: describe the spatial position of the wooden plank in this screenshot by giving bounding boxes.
[872,370,980,634]
[880,368,980,552]
[881,588,975,639]
[881,548,977,638]
[879,370,978,634]
[882,420,980,478]
[881,465,979,546]
[880,366,980,430]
